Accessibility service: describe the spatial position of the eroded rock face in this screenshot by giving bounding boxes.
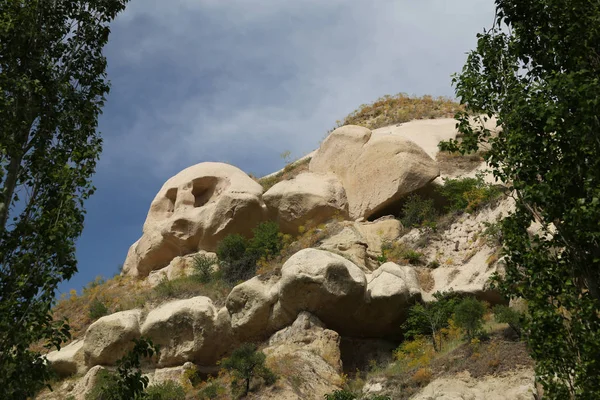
[258,312,343,399]
[310,125,440,219]
[225,276,281,341]
[123,162,266,277]
[146,250,218,288]
[140,296,232,367]
[276,249,367,334]
[46,339,85,377]
[83,309,142,367]
[263,172,348,234]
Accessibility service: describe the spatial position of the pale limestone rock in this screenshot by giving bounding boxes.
[145,362,195,387]
[140,296,232,367]
[276,248,367,334]
[310,125,439,219]
[83,309,142,367]
[46,339,85,377]
[146,250,217,287]
[263,172,348,234]
[257,312,343,399]
[410,369,535,400]
[319,218,403,271]
[225,276,282,341]
[123,162,266,277]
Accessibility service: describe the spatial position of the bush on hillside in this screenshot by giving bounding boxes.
[217,222,285,285]
[493,305,524,338]
[146,381,186,400]
[88,297,109,321]
[454,297,486,340]
[437,174,502,213]
[400,195,437,229]
[220,343,276,398]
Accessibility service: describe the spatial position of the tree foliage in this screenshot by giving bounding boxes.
[220,343,276,397]
[402,291,461,351]
[440,1,600,397]
[86,337,160,400]
[0,0,128,397]
[453,297,486,341]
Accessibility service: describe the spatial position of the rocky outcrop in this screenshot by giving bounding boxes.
[83,309,142,367]
[46,339,85,377]
[319,217,402,271]
[140,296,232,367]
[123,162,267,277]
[410,369,535,400]
[258,312,343,399]
[225,276,281,341]
[146,250,218,287]
[263,172,348,234]
[310,125,440,219]
[276,248,367,334]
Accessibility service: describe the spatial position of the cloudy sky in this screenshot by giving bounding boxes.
[61,0,496,294]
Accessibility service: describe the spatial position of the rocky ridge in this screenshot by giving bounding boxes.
[40,118,533,400]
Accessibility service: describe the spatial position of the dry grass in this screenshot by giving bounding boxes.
[258,157,311,192]
[338,93,463,130]
[436,150,487,176]
[416,268,435,292]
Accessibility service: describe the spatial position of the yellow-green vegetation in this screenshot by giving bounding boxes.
[338,93,463,130]
[258,157,311,191]
[339,299,531,400]
[379,241,425,266]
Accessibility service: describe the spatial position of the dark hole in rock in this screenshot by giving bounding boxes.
[165,187,178,214]
[339,337,399,374]
[192,177,220,208]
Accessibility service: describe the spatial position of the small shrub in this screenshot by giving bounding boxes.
[400,195,437,228]
[197,377,226,399]
[88,297,109,320]
[220,343,276,397]
[217,234,255,285]
[394,337,435,369]
[146,381,186,400]
[493,305,523,338]
[323,389,357,400]
[247,221,284,261]
[437,175,502,213]
[411,367,432,386]
[480,221,503,247]
[86,337,159,400]
[193,253,217,283]
[381,242,425,266]
[427,259,441,269]
[454,297,486,340]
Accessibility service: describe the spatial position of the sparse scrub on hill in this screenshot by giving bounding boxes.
[379,241,425,266]
[436,174,503,213]
[218,221,285,285]
[400,195,437,229]
[258,157,311,191]
[88,297,110,321]
[146,381,186,400]
[338,93,463,130]
[493,305,523,339]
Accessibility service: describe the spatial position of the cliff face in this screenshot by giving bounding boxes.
[39,117,534,400]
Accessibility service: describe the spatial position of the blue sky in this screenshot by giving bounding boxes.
[61,0,496,295]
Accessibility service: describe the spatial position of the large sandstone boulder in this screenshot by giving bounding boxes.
[83,309,142,367]
[357,263,422,336]
[123,162,266,277]
[225,276,283,341]
[263,172,348,234]
[46,339,85,377]
[310,125,439,219]
[276,248,367,333]
[258,312,343,399]
[140,296,232,367]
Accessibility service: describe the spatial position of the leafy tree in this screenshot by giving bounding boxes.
[400,194,437,228]
[0,0,128,398]
[493,304,523,338]
[86,337,160,400]
[220,343,276,397]
[402,291,461,351]
[323,390,356,400]
[440,0,600,397]
[453,297,486,341]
